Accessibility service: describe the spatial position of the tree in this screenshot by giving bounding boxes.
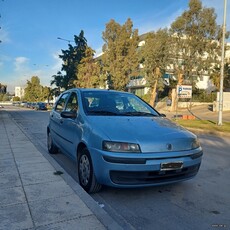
[171,0,221,78]
[224,62,230,90]
[41,86,50,102]
[2,93,10,101]
[76,47,102,88]
[24,76,49,102]
[140,29,172,106]
[169,0,223,110]
[102,18,139,91]
[0,84,7,94]
[13,96,20,102]
[0,93,10,101]
[211,62,230,90]
[51,71,66,92]
[55,30,88,90]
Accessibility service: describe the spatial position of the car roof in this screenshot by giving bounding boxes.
[64,88,132,95]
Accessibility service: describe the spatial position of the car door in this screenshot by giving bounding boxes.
[49,92,70,150]
[59,92,82,159]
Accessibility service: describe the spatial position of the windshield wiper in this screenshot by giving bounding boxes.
[121,112,158,117]
[87,110,119,116]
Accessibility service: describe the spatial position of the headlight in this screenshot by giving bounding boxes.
[191,139,200,149]
[102,141,141,153]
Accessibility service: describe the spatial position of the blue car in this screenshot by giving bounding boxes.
[47,88,203,193]
[35,102,47,110]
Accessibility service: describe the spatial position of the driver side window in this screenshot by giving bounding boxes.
[55,93,69,113]
[65,92,78,112]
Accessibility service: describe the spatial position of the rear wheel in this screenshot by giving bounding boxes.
[78,148,102,193]
[47,131,58,154]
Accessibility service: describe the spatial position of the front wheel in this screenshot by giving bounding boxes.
[78,148,102,193]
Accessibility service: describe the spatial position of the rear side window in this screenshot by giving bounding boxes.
[55,93,69,113]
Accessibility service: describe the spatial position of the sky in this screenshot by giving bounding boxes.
[0,0,230,93]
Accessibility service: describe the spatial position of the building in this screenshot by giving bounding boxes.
[128,39,230,96]
[196,74,216,92]
[15,86,25,99]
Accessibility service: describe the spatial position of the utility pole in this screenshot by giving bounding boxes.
[218,0,227,126]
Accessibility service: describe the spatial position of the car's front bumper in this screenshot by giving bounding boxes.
[88,147,203,188]
[109,164,200,185]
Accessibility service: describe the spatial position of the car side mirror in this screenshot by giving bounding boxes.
[61,111,77,119]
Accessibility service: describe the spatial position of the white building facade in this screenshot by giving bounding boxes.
[15,86,25,99]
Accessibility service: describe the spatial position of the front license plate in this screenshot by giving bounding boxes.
[161,162,183,171]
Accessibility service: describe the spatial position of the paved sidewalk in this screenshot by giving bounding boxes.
[0,110,122,230]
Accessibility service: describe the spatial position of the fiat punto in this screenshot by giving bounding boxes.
[47,88,203,193]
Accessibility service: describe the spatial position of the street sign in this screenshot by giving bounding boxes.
[177,85,192,98]
[163,73,170,86]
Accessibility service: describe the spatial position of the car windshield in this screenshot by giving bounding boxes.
[82,91,160,117]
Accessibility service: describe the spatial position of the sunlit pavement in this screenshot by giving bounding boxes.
[0,109,121,230]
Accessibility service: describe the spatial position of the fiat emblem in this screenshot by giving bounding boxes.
[166,143,172,150]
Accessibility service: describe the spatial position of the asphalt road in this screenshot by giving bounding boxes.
[5,106,230,230]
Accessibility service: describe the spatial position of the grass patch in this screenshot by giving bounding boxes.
[174,119,230,133]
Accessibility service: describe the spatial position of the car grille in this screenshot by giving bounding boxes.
[110,164,200,185]
[103,151,203,164]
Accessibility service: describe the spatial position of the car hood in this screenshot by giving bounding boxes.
[87,116,197,152]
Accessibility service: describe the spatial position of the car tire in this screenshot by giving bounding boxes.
[78,148,102,193]
[47,131,58,154]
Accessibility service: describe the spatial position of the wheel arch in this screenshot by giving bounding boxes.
[77,143,102,193]
[76,142,87,160]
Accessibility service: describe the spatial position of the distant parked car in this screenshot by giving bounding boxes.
[27,102,32,108]
[47,88,203,193]
[35,102,47,110]
[31,102,37,109]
